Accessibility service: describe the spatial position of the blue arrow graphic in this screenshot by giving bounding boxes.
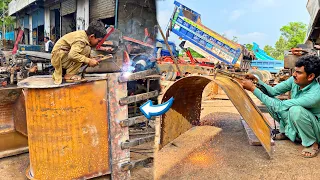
[140,97,174,119]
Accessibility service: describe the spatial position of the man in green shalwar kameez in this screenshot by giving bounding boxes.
[241,55,320,158]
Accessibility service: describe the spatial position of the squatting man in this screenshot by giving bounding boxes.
[241,55,320,158]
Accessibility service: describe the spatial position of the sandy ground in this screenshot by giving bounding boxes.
[159,95,320,180]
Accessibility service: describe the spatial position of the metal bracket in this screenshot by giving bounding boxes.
[121,135,155,149]
[119,90,159,105]
[120,115,155,127]
[118,69,159,82]
[120,157,154,171]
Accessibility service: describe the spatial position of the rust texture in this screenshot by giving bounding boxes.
[0,87,23,134]
[157,75,273,157]
[107,73,130,180]
[158,76,211,150]
[24,80,110,180]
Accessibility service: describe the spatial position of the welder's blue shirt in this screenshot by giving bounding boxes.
[253,76,320,119]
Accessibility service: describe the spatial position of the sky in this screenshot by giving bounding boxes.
[156,0,310,49]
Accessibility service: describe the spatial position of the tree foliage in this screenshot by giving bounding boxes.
[245,44,253,51]
[263,21,307,60]
[280,22,307,49]
[0,0,14,32]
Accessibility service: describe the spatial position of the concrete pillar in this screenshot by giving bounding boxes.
[29,16,33,45]
[44,8,50,38]
[76,0,89,30]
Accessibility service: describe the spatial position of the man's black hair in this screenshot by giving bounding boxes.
[45,37,50,40]
[86,20,107,39]
[296,55,320,78]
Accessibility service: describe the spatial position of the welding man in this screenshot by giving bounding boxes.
[51,20,107,84]
[241,55,320,158]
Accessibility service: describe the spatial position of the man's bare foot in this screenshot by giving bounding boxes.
[301,143,319,158]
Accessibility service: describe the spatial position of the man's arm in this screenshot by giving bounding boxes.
[68,41,91,64]
[253,87,320,112]
[257,76,293,97]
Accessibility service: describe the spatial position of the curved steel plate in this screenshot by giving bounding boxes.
[157,75,273,157]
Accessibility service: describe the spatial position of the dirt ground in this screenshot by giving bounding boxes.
[159,96,320,180]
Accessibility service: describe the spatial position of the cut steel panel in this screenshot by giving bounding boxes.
[157,75,273,157]
[13,93,27,136]
[0,87,23,134]
[214,76,273,156]
[24,80,110,180]
[158,76,211,150]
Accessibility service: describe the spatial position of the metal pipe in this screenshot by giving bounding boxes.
[115,0,119,28]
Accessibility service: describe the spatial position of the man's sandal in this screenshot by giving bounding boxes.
[272,133,288,140]
[301,147,319,158]
[64,75,87,83]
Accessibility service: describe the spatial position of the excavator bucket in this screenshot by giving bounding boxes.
[155,75,274,157]
[0,87,28,158]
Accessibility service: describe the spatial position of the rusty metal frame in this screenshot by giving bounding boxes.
[107,73,131,180]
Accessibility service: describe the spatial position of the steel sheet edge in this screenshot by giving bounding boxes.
[170,0,242,65]
[158,75,273,157]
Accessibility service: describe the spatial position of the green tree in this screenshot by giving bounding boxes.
[260,21,307,60]
[245,44,253,51]
[280,22,307,49]
[263,45,274,57]
[0,0,14,39]
[272,36,287,60]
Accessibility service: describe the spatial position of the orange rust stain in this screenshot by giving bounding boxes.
[24,81,110,180]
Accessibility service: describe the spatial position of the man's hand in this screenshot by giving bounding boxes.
[88,58,100,67]
[241,79,256,92]
[245,74,258,81]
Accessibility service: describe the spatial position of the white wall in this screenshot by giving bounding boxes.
[44,8,50,38]
[76,0,90,30]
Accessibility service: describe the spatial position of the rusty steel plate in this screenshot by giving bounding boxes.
[24,80,110,179]
[0,87,28,159]
[157,75,273,157]
[0,87,24,134]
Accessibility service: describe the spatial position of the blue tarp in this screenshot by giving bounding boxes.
[0,31,15,41]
